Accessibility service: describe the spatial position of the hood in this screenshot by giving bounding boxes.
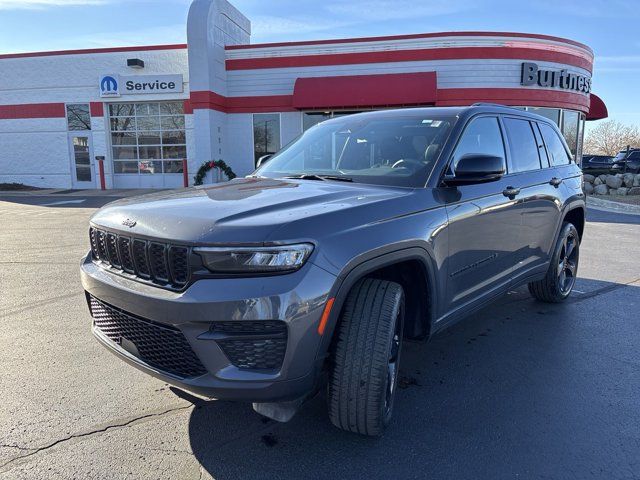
[90,177,413,244]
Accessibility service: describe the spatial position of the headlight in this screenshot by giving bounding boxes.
[194,244,314,273]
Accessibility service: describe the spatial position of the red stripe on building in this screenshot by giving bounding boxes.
[190,87,591,115]
[292,72,437,109]
[226,47,592,72]
[225,31,593,54]
[0,44,187,60]
[89,102,104,117]
[436,88,590,113]
[0,103,66,119]
[190,91,296,113]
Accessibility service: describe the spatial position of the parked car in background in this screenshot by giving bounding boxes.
[582,154,615,175]
[612,149,640,174]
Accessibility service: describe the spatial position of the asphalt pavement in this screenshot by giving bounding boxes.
[1,193,639,480]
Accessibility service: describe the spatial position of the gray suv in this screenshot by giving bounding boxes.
[81,105,585,436]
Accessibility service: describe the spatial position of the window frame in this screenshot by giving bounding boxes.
[538,120,573,168]
[501,116,543,174]
[107,101,187,176]
[444,114,508,177]
[65,103,92,131]
[252,113,282,168]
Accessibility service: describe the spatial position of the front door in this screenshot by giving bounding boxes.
[442,115,522,320]
[69,134,94,188]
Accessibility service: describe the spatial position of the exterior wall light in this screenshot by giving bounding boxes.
[127,58,145,69]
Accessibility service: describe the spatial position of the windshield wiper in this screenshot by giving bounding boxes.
[284,174,353,182]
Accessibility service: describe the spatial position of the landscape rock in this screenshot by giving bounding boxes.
[634,174,640,187]
[623,173,635,187]
[598,174,608,183]
[584,182,594,195]
[628,187,640,196]
[583,174,595,183]
[594,177,603,186]
[606,175,624,189]
[594,184,609,195]
[610,188,629,197]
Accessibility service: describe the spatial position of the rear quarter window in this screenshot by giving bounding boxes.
[539,123,571,166]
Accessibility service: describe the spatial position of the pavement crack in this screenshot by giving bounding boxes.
[0,404,193,473]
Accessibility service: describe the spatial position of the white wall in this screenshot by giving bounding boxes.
[0,48,190,189]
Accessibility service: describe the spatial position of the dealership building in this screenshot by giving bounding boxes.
[0,0,608,190]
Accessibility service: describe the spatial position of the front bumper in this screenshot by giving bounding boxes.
[80,253,336,402]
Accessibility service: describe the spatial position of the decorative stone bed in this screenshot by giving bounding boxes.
[583,173,640,196]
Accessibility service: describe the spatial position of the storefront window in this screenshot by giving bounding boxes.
[66,104,91,131]
[562,110,580,159]
[527,107,560,125]
[253,113,281,167]
[109,102,186,174]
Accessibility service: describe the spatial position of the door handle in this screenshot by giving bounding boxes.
[549,177,563,187]
[502,186,520,198]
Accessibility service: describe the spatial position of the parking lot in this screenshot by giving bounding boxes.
[1,194,639,480]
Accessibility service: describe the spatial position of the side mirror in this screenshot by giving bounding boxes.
[256,154,272,168]
[444,154,505,186]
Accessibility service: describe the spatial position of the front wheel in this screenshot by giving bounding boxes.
[327,278,404,436]
[528,222,580,303]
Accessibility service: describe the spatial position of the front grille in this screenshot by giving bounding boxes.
[88,295,207,378]
[89,227,190,289]
[212,321,287,371]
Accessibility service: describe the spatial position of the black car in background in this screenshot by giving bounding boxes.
[612,149,640,174]
[582,154,615,175]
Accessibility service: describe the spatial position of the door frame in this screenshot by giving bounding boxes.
[68,133,95,189]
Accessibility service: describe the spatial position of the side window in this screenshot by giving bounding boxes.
[539,123,571,166]
[503,118,541,173]
[451,116,506,170]
[532,122,550,168]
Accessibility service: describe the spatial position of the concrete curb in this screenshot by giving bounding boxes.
[587,196,640,216]
[0,188,168,198]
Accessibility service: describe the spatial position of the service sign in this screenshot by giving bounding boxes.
[99,74,184,98]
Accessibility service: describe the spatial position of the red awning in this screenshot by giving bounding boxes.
[587,93,608,120]
[292,72,437,110]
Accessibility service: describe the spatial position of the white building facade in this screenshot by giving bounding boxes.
[0,0,607,189]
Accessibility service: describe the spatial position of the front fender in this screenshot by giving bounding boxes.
[312,244,439,362]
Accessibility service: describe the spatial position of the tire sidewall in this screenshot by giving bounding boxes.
[381,290,405,427]
[550,223,580,300]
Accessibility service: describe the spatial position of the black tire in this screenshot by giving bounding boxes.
[528,222,580,303]
[327,278,404,436]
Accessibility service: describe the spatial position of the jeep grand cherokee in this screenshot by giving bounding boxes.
[81,105,585,436]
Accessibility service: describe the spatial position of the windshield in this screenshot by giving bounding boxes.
[254,112,456,187]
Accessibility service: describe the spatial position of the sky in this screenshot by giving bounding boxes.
[0,0,638,131]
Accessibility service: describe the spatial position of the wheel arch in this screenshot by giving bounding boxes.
[315,245,438,362]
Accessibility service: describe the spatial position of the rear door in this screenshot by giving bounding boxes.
[503,118,565,281]
[443,116,522,318]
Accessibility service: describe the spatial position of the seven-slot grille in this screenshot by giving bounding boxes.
[88,295,207,378]
[89,227,190,289]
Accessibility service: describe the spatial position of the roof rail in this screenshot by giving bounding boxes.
[470,102,521,110]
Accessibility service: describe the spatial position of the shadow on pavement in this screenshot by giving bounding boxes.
[180,278,640,480]
[586,207,640,225]
[0,195,123,209]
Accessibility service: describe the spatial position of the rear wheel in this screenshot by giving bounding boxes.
[528,222,580,303]
[327,278,404,436]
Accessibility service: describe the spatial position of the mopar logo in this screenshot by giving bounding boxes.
[99,75,120,97]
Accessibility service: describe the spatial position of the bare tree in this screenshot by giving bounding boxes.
[584,120,640,156]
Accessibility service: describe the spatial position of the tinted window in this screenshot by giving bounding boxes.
[539,123,571,166]
[503,118,541,172]
[629,151,640,160]
[452,117,506,169]
[256,113,455,188]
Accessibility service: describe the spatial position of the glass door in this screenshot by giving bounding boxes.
[69,134,94,188]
